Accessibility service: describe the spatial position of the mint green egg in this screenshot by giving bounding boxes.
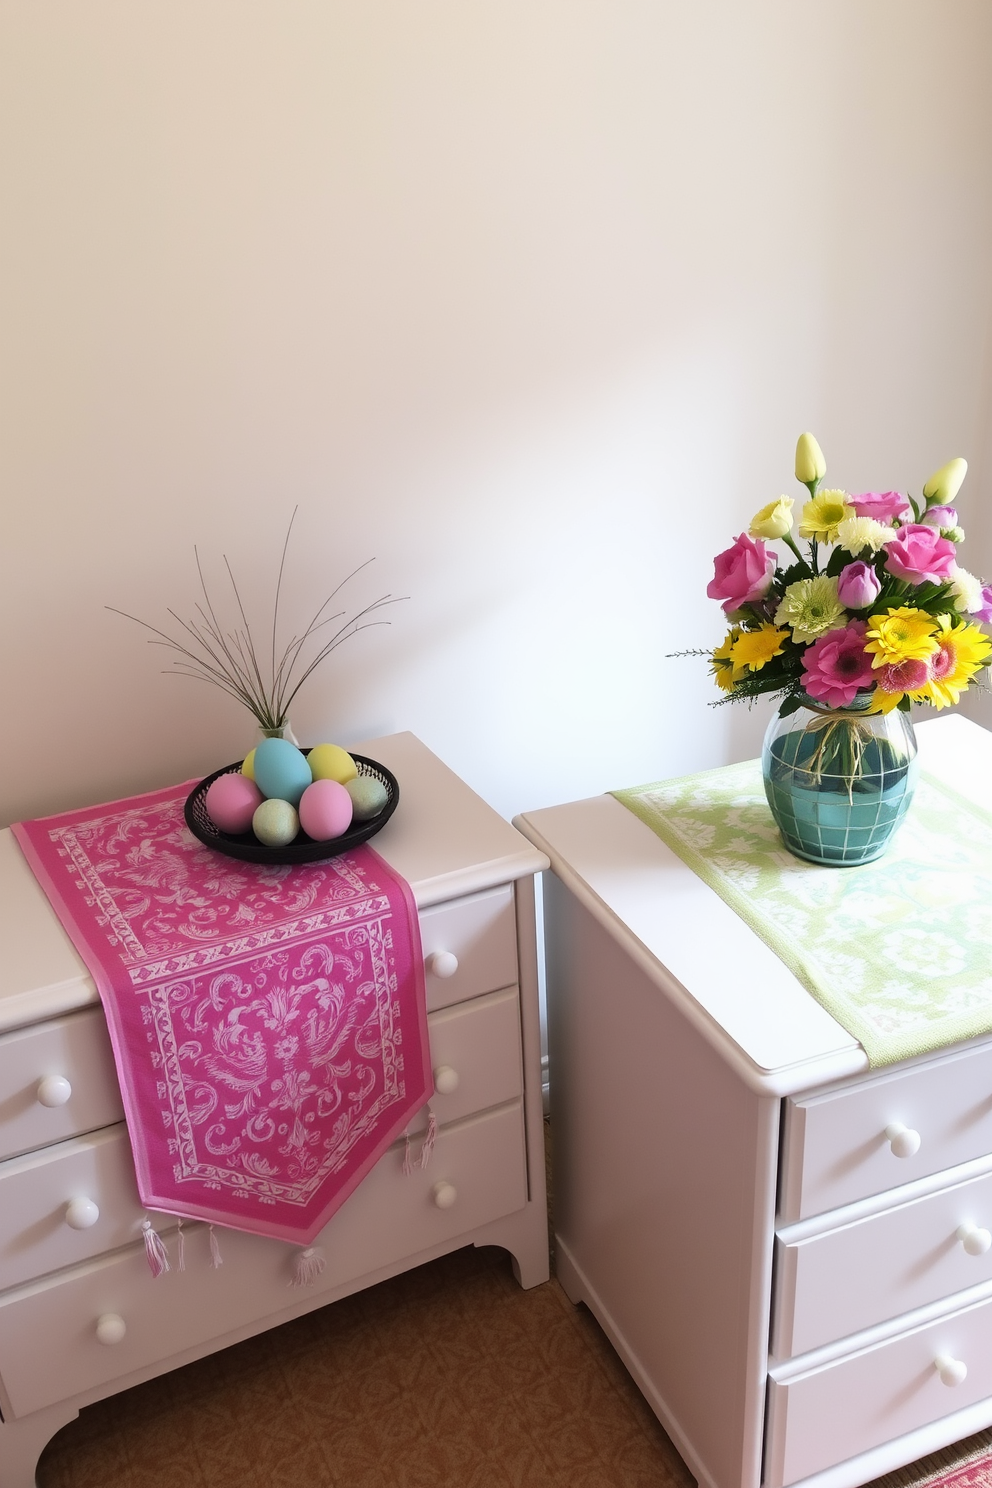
[346,775,388,821]
[252,798,299,847]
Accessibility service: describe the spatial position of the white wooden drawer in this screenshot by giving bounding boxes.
[0,1099,527,1419]
[780,1039,992,1222]
[0,1008,123,1162]
[421,885,518,1012]
[774,1164,992,1358]
[0,982,523,1298]
[0,1126,147,1291]
[766,1287,992,1488]
[415,984,523,1130]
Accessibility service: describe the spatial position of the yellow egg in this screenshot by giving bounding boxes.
[241,748,256,781]
[307,743,358,785]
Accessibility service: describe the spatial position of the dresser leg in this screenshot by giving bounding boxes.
[509,1236,552,1290]
[0,1401,80,1488]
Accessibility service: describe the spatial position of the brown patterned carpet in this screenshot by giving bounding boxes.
[35,1122,992,1488]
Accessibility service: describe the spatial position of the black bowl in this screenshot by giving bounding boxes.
[184,752,399,865]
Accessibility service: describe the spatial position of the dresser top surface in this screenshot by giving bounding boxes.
[0,731,547,1035]
[516,714,992,1096]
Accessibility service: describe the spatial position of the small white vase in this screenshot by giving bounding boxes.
[256,721,300,746]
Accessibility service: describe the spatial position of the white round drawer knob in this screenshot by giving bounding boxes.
[957,1223,992,1256]
[935,1353,968,1387]
[434,1065,460,1096]
[65,1197,100,1230]
[37,1075,72,1108]
[884,1122,921,1159]
[432,1180,458,1210]
[426,950,459,979]
[95,1313,127,1346]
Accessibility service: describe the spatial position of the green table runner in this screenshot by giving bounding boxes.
[612,764,992,1066]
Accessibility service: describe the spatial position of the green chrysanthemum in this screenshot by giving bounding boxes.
[774,575,846,644]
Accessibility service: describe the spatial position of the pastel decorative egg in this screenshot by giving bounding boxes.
[252,798,300,847]
[241,748,256,781]
[307,743,358,785]
[205,773,263,834]
[346,775,388,822]
[299,779,354,841]
[253,737,312,805]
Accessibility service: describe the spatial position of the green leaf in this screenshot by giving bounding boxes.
[777,559,813,588]
[778,693,805,718]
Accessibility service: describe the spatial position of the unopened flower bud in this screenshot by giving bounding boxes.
[795,432,826,487]
[922,458,967,506]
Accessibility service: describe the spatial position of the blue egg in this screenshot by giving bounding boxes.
[252,737,313,806]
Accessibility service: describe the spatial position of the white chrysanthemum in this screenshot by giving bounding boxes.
[949,564,984,613]
[835,515,896,555]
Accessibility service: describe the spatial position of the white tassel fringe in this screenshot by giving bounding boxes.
[141,1219,170,1278]
[291,1246,326,1287]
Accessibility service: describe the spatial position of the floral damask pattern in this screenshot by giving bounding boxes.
[613,765,992,1066]
[14,782,432,1242]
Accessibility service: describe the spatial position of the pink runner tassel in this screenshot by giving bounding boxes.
[209,1225,224,1268]
[420,1107,437,1169]
[403,1107,438,1176]
[141,1219,170,1278]
[176,1218,186,1272]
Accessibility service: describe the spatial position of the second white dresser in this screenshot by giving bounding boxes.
[516,714,992,1488]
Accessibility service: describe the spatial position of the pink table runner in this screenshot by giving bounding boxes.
[13,781,433,1248]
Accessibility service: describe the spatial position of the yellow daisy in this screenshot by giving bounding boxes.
[922,616,992,708]
[731,625,788,673]
[864,607,940,668]
[710,630,744,691]
[798,489,854,544]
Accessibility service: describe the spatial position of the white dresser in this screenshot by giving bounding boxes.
[515,714,992,1488]
[0,732,549,1488]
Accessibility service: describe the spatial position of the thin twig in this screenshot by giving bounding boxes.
[107,517,405,731]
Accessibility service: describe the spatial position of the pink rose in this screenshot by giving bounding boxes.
[849,491,910,524]
[706,533,776,614]
[836,561,881,610]
[883,524,958,584]
[800,621,875,707]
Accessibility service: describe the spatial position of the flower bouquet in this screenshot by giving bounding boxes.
[702,435,991,864]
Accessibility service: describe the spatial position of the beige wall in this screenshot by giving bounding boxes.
[3,1,991,825]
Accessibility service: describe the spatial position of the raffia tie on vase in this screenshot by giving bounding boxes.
[800,705,879,802]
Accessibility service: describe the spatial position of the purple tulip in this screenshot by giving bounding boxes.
[974,583,992,625]
[921,505,959,530]
[837,561,881,610]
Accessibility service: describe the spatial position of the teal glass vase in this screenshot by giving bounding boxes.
[761,695,918,867]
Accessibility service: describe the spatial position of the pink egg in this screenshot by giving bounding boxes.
[299,779,354,841]
[205,773,263,834]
